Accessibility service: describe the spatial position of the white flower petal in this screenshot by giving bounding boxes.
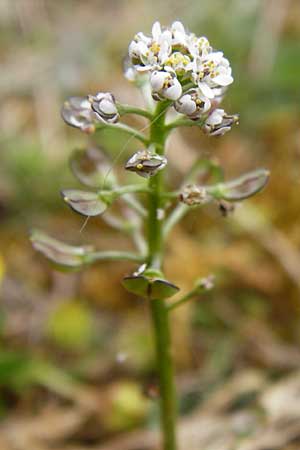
[213,74,234,86]
[198,82,215,99]
[206,109,225,126]
[158,40,171,62]
[150,71,169,91]
[176,95,197,115]
[100,99,117,115]
[152,21,162,41]
[172,21,185,34]
[208,51,224,63]
[159,30,172,46]
[163,78,182,100]
[136,64,154,73]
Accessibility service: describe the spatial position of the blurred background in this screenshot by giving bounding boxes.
[1,1,300,449]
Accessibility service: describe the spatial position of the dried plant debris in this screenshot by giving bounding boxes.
[1,370,300,450]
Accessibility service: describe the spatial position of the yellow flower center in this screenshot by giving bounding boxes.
[149,42,161,54]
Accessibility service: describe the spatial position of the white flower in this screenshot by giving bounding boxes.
[204,109,239,136]
[191,51,234,99]
[174,89,211,120]
[150,71,182,101]
[88,92,119,124]
[128,22,172,73]
[186,35,212,58]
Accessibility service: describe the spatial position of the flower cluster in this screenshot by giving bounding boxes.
[127,21,234,129]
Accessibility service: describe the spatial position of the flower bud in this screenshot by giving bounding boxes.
[175,89,211,120]
[125,149,167,178]
[88,92,119,124]
[150,70,182,101]
[204,108,239,136]
[195,274,215,291]
[180,184,208,206]
[61,96,96,133]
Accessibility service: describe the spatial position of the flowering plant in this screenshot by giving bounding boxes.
[31,21,269,450]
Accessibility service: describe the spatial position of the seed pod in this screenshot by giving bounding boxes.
[208,169,270,202]
[61,96,96,133]
[61,189,108,216]
[122,271,179,300]
[70,147,116,188]
[125,150,167,178]
[30,230,92,269]
[219,169,270,201]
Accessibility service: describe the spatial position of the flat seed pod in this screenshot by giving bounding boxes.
[220,169,270,201]
[208,169,270,202]
[30,230,91,269]
[70,147,116,188]
[61,97,96,133]
[149,279,180,300]
[61,189,107,216]
[122,275,179,299]
[122,275,149,297]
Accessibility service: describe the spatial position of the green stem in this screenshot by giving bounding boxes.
[163,159,224,238]
[165,117,204,131]
[88,250,143,263]
[117,103,153,119]
[147,101,177,450]
[96,122,149,145]
[151,299,177,450]
[163,203,189,238]
[113,184,150,196]
[167,288,198,312]
[122,193,147,217]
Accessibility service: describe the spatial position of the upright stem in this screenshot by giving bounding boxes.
[147,101,177,450]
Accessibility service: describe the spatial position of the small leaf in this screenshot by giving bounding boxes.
[70,147,116,188]
[61,189,107,216]
[122,274,179,299]
[210,169,270,202]
[30,230,92,268]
